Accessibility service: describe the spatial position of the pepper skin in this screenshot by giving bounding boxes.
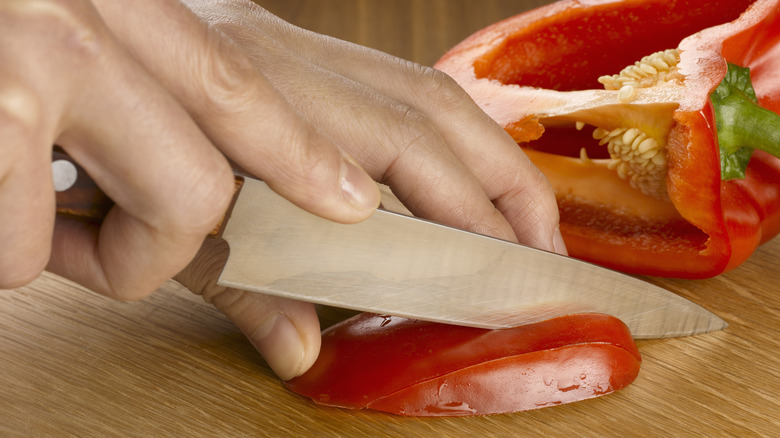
[285,313,641,416]
[435,0,780,278]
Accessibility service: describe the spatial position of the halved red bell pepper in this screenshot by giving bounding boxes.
[285,313,641,416]
[435,0,780,278]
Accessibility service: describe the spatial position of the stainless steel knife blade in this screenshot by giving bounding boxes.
[51,151,726,338]
[218,178,726,339]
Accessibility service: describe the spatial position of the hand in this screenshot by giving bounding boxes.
[2,0,563,381]
[172,0,566,379]
[3,0,378,378]
[1,0,237,296]
[180,0,564,250]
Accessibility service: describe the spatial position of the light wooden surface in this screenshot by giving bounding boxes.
[4,1,780,436]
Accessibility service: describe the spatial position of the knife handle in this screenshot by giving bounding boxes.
[52,147,244,237]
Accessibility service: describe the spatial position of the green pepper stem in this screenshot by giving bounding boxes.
[712,64,780,180]
[716,91,780,157]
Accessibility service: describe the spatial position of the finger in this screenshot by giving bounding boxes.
[92,0,380,224]
[201,36,522,243]
[210,290,321,381]
[353,62,565,253]
[175,239,321,380]
[26,1,236,299]
[240,14,564,253]
[0,90,54,288]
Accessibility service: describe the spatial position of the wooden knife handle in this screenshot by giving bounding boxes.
[52,147,244,237]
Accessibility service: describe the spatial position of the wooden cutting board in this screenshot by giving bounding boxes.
[4,1,780,436]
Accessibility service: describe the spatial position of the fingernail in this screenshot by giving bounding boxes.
[553,227,569,256]
[251,312,306,381]
[340,155,380,213]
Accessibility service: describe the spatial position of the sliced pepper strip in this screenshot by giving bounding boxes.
[285,313,641,416]
[435,0,780,278]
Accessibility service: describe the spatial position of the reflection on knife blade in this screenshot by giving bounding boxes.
[217,178,727,338]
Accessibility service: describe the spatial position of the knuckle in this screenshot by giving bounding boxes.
[407,63,468,110]
[192,27,257,114]
[389,102,442,156]
[172,164,236,236]
[3,0,105,64]
[0,85,44,135]
[281,126,332,184]
[143,161,235,239]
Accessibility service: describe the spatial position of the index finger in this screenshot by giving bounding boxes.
[92,0,380,225]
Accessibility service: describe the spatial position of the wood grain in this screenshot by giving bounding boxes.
[4,0,780,436]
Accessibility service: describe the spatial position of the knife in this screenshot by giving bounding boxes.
[52,150,726,338]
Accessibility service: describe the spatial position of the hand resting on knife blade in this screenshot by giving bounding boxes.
[1,0,565,380]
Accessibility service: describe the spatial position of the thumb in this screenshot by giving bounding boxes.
[175,239,321,380]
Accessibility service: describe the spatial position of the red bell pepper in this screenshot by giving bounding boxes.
[285,313,641,416]
[435,0,780,278]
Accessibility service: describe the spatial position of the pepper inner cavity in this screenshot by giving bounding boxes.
[537,49,683,201]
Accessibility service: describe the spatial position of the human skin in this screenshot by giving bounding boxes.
[1,0,564,380]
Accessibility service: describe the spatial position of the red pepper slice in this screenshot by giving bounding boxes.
[285,313,641,416]
[435,0,780,278]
